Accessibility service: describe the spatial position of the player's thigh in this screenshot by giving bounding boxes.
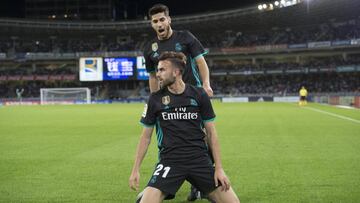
[186,156,216,193]
[208,186,240,203]
[147,162,186,199]
[140,186,166,203]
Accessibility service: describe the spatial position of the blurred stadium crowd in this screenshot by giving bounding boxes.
[212,73,360,96]
[0,18,359,53]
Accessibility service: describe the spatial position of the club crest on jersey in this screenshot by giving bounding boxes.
[152,42,158,52]
[175,43,182,51]
[162,96,170,105]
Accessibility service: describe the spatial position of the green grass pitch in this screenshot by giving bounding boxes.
[0,102,359,202]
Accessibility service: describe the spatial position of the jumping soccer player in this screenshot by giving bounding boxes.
[129,52,240,203]
[144,4,213,96]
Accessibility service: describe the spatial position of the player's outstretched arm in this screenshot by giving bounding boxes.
[148,72,160,93]
[204,121,231,192]
[129,127,154,191]
[196,56,213,97]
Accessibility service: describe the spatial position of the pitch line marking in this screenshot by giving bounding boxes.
[304,106,360,124]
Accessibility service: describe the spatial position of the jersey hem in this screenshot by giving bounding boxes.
[202,117,215,123]
[194,51,209,60]
[139,121,155,128]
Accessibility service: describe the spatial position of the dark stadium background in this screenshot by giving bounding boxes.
[1,0,274,19]
[0,0,359,104]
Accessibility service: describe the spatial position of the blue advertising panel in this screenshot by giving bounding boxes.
[103,57,136,80]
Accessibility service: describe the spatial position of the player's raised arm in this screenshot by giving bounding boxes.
[129,126,154,191]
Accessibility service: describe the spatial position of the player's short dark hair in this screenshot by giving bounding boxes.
[148,4,169,18]
[158,51,186,75]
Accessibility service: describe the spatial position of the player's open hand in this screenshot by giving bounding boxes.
[214,167,231,192]
[129,170,140,191]
[203,85,214,97]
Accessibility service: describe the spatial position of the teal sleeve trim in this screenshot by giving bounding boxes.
[194,50,209,60]
[155,119,164,149]
[139,121,155,128]
[190,57,202,87]
[203,117,216,123]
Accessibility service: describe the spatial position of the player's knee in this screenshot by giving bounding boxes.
[140,187,165,203]
[226,194,240,203]
[209,187,240,203]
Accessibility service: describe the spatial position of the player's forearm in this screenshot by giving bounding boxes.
[149,73,159,93]
[132,130,152,172]
[205,124,223,169]
[196,57,211,87]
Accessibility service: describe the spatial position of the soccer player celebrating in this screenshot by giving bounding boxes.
[143,4,214,201]
[299,86,308,106]
[129,52,240,203]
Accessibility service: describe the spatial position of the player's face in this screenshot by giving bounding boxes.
[157,60,176,88]
[151,12,171,40]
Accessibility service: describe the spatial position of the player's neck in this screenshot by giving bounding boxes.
[167,79,185,95]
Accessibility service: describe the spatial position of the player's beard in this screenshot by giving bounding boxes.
[158,25,171,39]
[159,76,176,89]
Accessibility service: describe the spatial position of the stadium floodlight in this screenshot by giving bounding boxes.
[259,0,301,11]
[40,88,91,105]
